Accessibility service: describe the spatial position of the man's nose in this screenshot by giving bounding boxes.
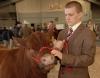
[66,16,70,20]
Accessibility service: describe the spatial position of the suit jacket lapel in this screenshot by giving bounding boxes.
[68,24,84,45]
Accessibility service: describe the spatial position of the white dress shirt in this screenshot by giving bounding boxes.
[69,22,82,33]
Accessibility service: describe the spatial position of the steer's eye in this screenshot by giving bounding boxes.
[43,59,46,62]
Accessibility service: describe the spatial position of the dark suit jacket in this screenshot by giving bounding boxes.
[57,24,96,78]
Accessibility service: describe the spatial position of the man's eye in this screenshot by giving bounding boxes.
[69,14,73,16]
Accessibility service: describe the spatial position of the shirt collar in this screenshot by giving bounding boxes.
[69,22,82,32]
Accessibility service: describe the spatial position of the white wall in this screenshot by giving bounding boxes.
[16,0,92,24]
[0,4,16,27]
[16,0,41,13]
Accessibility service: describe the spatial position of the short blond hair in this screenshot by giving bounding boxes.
[65,1,83,13]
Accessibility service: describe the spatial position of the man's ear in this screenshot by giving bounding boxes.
[79,12,83,19]
[13,37,26,47]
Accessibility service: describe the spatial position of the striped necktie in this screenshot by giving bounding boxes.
[63,28,73,50]
[67,27,73,40]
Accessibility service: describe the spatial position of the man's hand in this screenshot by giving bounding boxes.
[51,49,62,60]
[53,40,65,51]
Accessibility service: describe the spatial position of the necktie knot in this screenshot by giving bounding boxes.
[67,27,73,37]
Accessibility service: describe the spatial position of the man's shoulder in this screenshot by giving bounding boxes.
[58,29,66,36]
[81,25,96,38]
[79,23,90,32]
[59,28,67,33]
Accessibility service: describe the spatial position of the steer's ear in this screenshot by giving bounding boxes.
[13,37,26,47]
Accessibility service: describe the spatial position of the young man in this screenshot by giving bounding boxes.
[51,1,96,78]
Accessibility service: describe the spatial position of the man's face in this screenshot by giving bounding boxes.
[64,7,83,26]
